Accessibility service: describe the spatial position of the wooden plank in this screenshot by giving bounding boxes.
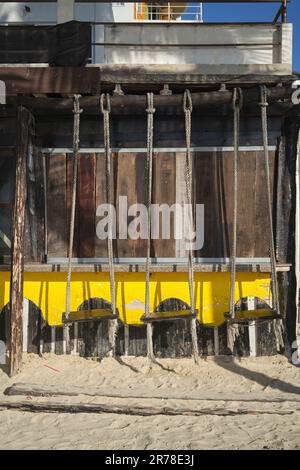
[254,150,275,256]
[134,152,148,257]
[0,149,16,260]
[175,152,187,257]
[24,146,45,262]
[236,151,256,257]
[33,114,282,149]
[0,400,292,417]
[116,152,135,257]
[0,67,101,95]
[66,153,79,257]
[195,150,233,258]
[116,152,147,257]
[9,106,33,377]
[195,150,274,258]
[78,154,96,258]
[6,384,300,404]
[195,151,224,257]
[47,154,67,257]
[153,152,176,257]
[95,152,107,257]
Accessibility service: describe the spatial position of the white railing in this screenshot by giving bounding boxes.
[134,3,203,22]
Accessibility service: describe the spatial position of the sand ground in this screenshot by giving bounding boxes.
[0,353,299,450]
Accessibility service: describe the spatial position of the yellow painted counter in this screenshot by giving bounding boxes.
[0,272,272,327]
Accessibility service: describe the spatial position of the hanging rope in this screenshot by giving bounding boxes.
[100,93,118,355]
[183,89,199,362]
[65,95,82,322]
[145,92,155,360]
[229,88,242,319]
[259,85,280,315]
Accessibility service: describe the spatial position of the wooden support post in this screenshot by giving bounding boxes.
[276,115,299,356]
[9,106,34,377]
[281,0,287,23]
[124,325,130,356]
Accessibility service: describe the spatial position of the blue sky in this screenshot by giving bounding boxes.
[187,1,300,72]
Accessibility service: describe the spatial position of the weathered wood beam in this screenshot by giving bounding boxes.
[0,400,293,417]
[0,67,101,95]
[4,85,296,115]
[9,106,34,377]
[5,383,300,403]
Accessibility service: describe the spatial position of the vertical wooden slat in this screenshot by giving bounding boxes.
[25,146,45,262]
[9,106,33,377]
[254,150,275,256]
[175,152,187,258]
[66,153,79,257]
[95,152,107,257]
[47,153,67,257]
[135,152,147,257]
[195,151,222,257]
[116,152,135,257]
[237,151,256,257]
[153,152,176,257]
[116,152,147,258]
[78,153,96,258]
[216,150,232,258]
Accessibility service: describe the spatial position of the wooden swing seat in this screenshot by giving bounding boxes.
[224,308,281,324]
[141,309,198,323]
[62,309,118,324]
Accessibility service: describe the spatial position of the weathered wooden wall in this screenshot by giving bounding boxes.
[45,149,276,259]
[0,108,297,359]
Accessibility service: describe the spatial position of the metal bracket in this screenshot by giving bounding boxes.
[160,84,172,96]
[113,84,124,96]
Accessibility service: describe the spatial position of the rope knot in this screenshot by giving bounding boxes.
[100,93,111,114]
[183,89,193,113]
[259,85,269,108]
[232,87,243,111]
[146,92,156,114]
[72,95,83,115]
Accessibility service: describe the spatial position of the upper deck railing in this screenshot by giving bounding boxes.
[0,0,292,74]
[134,3,203,22]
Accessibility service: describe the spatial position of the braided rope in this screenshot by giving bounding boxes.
[100,93,117,355]
[183,90,199,361]
[259,85,280,315]
[64,95,82,353]
[65,95,82,321]
[145,92,155,360]
[230,88,242,319]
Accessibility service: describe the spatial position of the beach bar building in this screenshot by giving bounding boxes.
[0,1,298,375]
